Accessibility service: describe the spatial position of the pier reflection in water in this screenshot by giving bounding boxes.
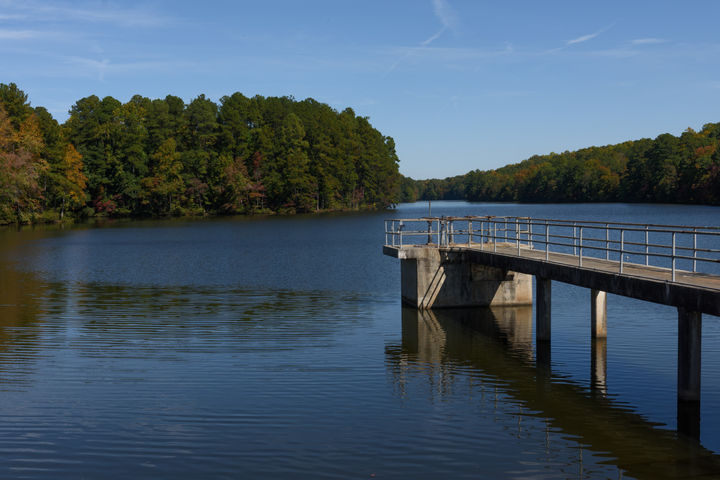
[387,306,720,480]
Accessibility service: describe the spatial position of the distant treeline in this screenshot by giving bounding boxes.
[401,125,720,205]
[0,83,401,224]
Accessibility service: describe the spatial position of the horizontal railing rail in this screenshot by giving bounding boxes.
[384,216,720,285]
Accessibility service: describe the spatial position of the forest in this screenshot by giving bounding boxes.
[0,83,401,224]
[4,81,720,226]
[402,124,720,206]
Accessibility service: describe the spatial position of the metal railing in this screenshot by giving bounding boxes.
[384,216,720,284]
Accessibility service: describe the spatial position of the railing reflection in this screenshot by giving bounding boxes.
[386,306,720,479]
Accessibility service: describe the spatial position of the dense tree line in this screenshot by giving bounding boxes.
[0,83,401,224]
[403,125,720,205]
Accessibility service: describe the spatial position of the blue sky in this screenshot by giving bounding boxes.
[2,0,720,179]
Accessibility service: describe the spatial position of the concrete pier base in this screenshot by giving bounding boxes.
[590,290,607,339]
[678,308,702,403]
[536,277,551,342]
[398,247,532,309]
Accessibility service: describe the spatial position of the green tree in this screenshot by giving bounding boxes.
[141,138,184,215]
[52,144,87,219]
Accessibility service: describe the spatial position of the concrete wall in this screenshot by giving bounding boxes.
[399,247,532,309]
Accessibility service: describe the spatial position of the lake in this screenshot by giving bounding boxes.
[0,201,719,479]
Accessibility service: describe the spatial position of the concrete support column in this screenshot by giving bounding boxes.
[536,277,551,342]
[590,289,607,339]
[678,308,702,402]
[678,306,701,439]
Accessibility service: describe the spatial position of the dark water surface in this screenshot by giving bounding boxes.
[1,202,720,479]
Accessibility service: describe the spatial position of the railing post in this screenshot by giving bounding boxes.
[545,221,549,261]
[693,228,697,273]
[427,220,432,245]
[517,218,521,256]
[399,221,403,247]
[437,219,440,249]
[605,224,609,261]
[645,225,649,266]
[620,229,624,274]
[392,220,396,246]
[505,218,508,243]
[573,223,577,256]
[528,218,533,248]
[494,222,497,253]
[480,221,484,250]
[672,231,676,282]
[579,226,583,267]
[468,220,472,246]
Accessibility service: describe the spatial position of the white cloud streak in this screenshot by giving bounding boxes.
[391,0,461,72]
[631,38,666,45]
[567,32,600,45]
[386,44,514,67]
[432,0,459,32]
[0,29,41,39]
[0,14,26,20]
[421,0,458,46]
[421,27,445,46]
[62,56,197,81]
[566,24,615,46]
[0,1,175,27]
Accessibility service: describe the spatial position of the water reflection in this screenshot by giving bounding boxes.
[0,260,45,387]
[50,283,372,356]
[387,306,720,479]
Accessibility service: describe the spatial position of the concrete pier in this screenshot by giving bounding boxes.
[678,308,702,403]
[384,215,720,442]
[536,277,551,342]
[677,307,702,439]
[591,290,607,339]
[393,246,532,309]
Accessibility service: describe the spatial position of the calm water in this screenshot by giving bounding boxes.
[1,202,720,479]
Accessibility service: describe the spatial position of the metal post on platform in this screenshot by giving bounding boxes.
[529,218,533,248]
[517,218,521,256]
[605,224,609,261]
[672,232,676,282]
[693,228,697,273]
[573,223,577,256]
[579,226,583,267]
[645,226,649,266]
[427,220,432,245]
[620,230,625,274]
[437,219,440,249]
[399,221,403,247]
[480,221,484,250]
[468,220,472,246]
[494,222,497,253]
[545,221,549,261]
